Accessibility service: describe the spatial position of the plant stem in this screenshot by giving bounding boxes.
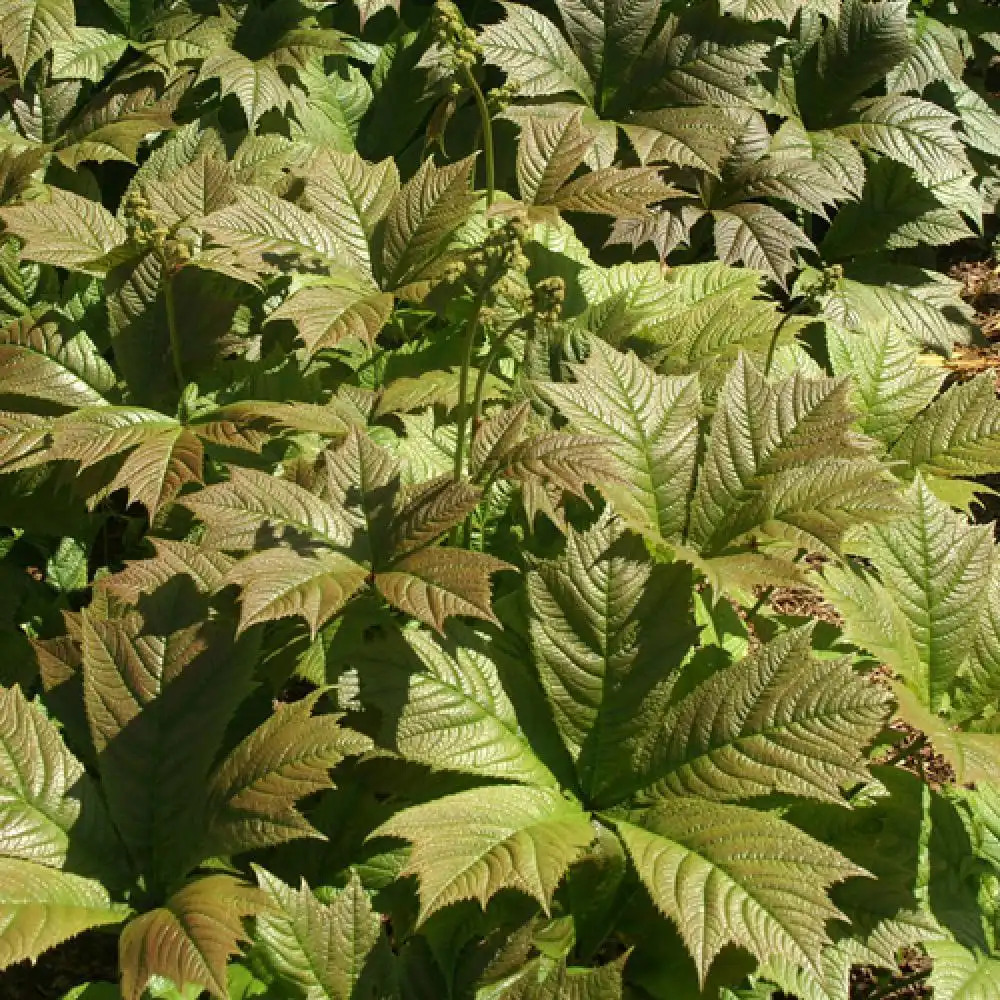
[463,68,495,208]
[453,287,489,483]
[163,272,185,393]
[472,321,521,432]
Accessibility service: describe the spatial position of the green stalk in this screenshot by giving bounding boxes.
[462,68,495,208]
[163,272,185,393]
[453,287,489,483]
[472,320,521,433]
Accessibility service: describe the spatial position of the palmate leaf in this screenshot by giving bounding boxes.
[189,400,357,454]
[322,425,399,564]
[202,186,352,275]
[0,858,125,972]
[0,189,126,272]
[827,324,943,450]
[925,942,1000,1000]
[185,467,352,552]
[617,800,860,984]
[119,875,260,1000]
[639,12,769,107]
[639,627,889,804]
[821,159,973,260]
[837,96,971,187]
[255,869,392,1000]
[516,110,596,208]
[480,3,594,102]
[536,340,701,547]
[770,121,867,200]
[267,280,393,357]
[0,0,75,81]
[0,412,49,468]
[81,611,257,883]
[45,408,203,516]
[297,150,399,281]
[99,538,236,604]
[527,517,696,804]
[625,106,747,174]
[0,313,114,409]
[143,156,237,228]
[224,548,368,636]
[802,262,977,354]
[375,547,512,633]
[823,477,994,714]
[688,354,900,561]
[0,684,113,870]
[555,0,660,84]
[761,911,945,1000]
[378,155,477,291]
[50,27,128,83]
[890,374,1000,480]
[886,16,965,95]
[357,625,557,788]
[712,202,814,287]
[198,50,293,128]
[205,692,370,855]
[373,784,595,923]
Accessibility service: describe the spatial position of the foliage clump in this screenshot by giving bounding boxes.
[0,1,999,998]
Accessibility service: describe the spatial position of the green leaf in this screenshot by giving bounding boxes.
[373,784,595,923]
[206,692,369,855]
[617,800,859,984]
[639,626,889,804]
[827,323,943,450]
[837,96,970,187]
[198,51,292,128]
[807,0,913,114]
[516,109,595,208]
[823,476,992,712]
[202,187,353,274]
[536,340,700,547]
[625,107,748,174]
[712,202,813,287]
[378,155,476,291]
[0,189,126,272]
[185,467,350,552]
[688,355,899,561]
[0,858,125,972]
[0,314,114,409]
[555,0,660,85]
[48,408,203,516]
[297,149,399,281]
[225,548,368,637]
[926,942,1000,1000]
[358,624,557,788]
[0,0,76,80]
[254,868,391,1000]
[527,517,695,804]
[805,262,977,354]
[0,684,112,870]
[268,281,393,358]
[50,27,127,82]
[821,159,973,260]
[119,876,260,1000]
[481,4,594,102]
[99,539,236,605]
[81,611,256,883]
[890,374,1000,480]
[886,16,965,94]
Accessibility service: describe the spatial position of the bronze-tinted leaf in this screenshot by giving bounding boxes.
[119,875,261,1000]
[376,548,512,632]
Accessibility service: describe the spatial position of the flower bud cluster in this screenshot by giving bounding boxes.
[121,188,194,273]
[432,1,482,77]
[488,80,520,115]
[530,276,565,323]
